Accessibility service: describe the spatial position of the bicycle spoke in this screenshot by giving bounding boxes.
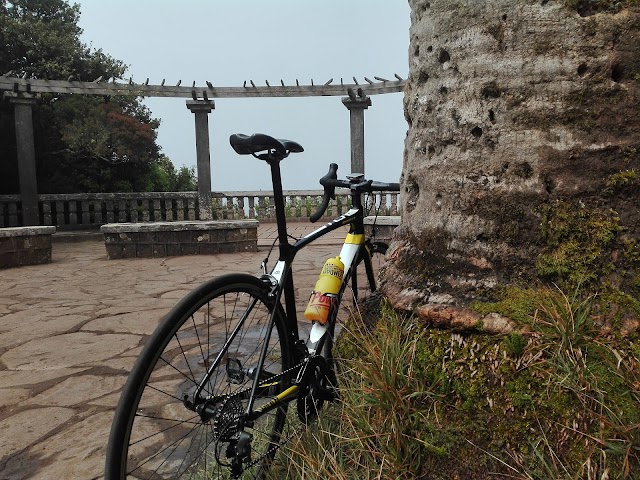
[107,276,292,479]
[130,413,201,447]
[129,418,201,476]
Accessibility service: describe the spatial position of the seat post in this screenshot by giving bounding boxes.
[267,159,291,256]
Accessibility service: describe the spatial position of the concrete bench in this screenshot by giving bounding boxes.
[0,226,56,268]
[101,220,259,259]
[364,216,401,244]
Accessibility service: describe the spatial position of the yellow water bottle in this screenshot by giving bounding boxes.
[304,256,344,324]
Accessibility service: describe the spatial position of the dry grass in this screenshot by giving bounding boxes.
[271,290,639,479]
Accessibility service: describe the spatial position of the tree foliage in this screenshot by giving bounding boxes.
[0,0,125,81]
[0,0,196,193]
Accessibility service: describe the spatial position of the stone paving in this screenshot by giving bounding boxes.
[0,222,346,479]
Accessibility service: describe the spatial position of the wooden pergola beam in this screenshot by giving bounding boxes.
[0,76,405,99]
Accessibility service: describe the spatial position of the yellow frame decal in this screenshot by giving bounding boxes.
[256,385,299,413]
[344,233,364,245]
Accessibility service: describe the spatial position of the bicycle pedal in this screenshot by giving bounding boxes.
[316,383,337,402]
[226,358,245,384]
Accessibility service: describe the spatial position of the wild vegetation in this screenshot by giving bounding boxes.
[281,0,640,475]
[276,293,639,479]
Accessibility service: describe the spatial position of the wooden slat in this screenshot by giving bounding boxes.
[0,77,405,99]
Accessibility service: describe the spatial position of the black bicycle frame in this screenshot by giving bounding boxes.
[193,157,371,415]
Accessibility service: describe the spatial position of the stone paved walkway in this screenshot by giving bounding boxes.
[0,222,346,479]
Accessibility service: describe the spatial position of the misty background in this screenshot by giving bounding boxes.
[76,0,409,191]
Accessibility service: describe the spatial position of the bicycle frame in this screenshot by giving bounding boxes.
[244,210,373,419]
[192,158,376,421]
[106,135,401,480]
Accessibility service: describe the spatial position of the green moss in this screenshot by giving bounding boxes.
[624,238,640,264]
[503,332,527,357]
[536,200,620,290]
[605,169,638,194]
[597,285,640,326]
[565,0,639,15]
[470,286,540,324]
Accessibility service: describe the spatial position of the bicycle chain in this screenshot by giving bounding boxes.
[242,419,304,472]
[212,359,306,473]
[214,356,332,475]
[242,356,335,471]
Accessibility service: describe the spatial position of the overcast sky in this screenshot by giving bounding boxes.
[76,1,410,191]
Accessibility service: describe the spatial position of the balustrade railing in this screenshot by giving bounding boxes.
[0,190,400,229]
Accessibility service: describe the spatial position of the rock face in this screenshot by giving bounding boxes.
[383,1,640,322]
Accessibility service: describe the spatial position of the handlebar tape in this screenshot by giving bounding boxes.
[370,181,401,192]
[310,163,338,223]
[309,164,401,222]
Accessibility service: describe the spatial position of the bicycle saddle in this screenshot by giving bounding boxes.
[230,133,304,156]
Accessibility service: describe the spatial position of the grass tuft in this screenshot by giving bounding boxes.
[273,292,640,479]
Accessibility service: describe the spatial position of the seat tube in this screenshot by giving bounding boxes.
[267,159,299,327]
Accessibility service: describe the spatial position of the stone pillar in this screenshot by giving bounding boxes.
[186,99,215,221]
[5,92,41,226]
[342,95,372,175]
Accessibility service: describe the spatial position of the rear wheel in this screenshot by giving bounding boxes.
[106,274,293,479]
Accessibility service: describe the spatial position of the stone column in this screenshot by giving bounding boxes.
[342,95,372,175]
[5,92,41,226]
[186,99,215,221]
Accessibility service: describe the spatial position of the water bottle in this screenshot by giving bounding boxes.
[304,256,344,324]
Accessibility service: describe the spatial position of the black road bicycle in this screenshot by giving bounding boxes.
[105,133,400,479]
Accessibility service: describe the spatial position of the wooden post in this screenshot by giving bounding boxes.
[342,95,372,175]
[186,99,215,221]
[5,92,41,226]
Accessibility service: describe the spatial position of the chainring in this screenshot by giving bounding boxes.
[296,355,337,423]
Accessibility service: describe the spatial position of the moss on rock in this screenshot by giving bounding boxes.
[536,199,620,290]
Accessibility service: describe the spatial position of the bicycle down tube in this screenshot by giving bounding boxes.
[193,206,365,416]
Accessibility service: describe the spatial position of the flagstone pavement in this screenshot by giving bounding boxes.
[0,223,346,479]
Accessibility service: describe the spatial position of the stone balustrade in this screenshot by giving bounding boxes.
[364,215,401,243]
[0,190,400,229]
[0,192,198,229]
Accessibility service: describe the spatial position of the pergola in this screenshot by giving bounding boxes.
[0,74,405,225]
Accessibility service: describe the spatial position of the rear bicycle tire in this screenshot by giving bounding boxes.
[106,273,293,479]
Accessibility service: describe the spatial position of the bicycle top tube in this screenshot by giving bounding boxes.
[229,132,400,259]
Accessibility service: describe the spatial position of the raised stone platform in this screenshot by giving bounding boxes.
[0,226,56,268]
[364,215,401,243]
[101,220,259,259]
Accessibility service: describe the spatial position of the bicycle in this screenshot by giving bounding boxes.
[105,132,400,479]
